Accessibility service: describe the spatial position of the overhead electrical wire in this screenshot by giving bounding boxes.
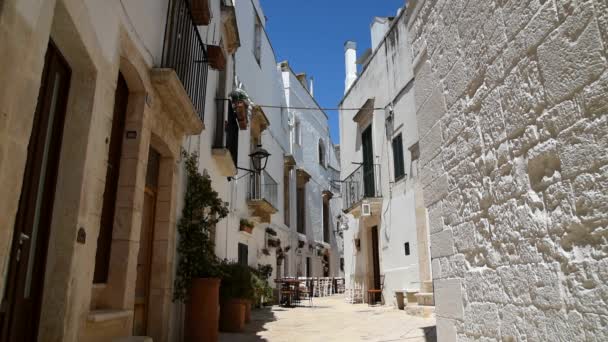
[217,99,386,112]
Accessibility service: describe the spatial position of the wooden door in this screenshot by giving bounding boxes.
[371,226,381,300]
[133,149,160,336]
[361,125,375,198]
[0,41,71,342]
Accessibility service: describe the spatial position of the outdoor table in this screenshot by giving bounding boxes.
[275,279,301,307]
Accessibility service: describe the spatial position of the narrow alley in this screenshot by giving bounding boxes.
[220,295,436,342]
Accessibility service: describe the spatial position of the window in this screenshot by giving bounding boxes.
[283,166,290,227]
[404,242,411,256]
[318,140,326,167]
[392,134,405,180]
[323,198,330,243]
[294,120,301,145]
[297,186,305,234]
[238,243,249,266]
[253,14,262,65]
[340,258,344,271]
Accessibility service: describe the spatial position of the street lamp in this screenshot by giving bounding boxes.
[229,144,271,182]
[249,145,270,173]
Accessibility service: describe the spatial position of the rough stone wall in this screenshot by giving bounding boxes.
[408,0,608,340]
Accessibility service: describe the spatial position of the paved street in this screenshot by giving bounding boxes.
[220,295,436,342]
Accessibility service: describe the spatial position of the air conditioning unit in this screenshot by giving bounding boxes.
[361,203,371,216]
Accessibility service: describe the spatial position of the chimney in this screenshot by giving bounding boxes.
[344,41,357,94]
[309,77,314,97]
[296,73,308,90]
[371,17,391,51]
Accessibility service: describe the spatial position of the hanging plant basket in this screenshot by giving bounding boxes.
[284,246,291,252]
[190,0,211,25]
[298,240,305,249]
[261,248,270,256]
[267,238,281,248]
[265,227,277,236]
[240,219,255,234]
[230,89,250,130]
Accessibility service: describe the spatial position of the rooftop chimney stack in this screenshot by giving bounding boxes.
[344,41,357,94]
[309,77,314,98]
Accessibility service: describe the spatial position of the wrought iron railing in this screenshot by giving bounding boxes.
[342,163,382,210]
[213,99,239,165]
[162,0,209,121]
[248,171,279,209]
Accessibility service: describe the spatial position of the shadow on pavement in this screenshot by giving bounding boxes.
[219,307,277,342]
[422,325,437,342]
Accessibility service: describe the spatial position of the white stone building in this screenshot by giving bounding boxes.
[281,62,344,279]
[406,0,608,340]
[339,8,433,311]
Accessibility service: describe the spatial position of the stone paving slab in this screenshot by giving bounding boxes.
[220,295,436,342]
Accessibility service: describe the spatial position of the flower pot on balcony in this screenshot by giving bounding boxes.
[234,100,249,130]
[207,45,226,71]
[190,0,211,26]
[219,298,246,332]
[240,219,254,234]
[185,278,221,342]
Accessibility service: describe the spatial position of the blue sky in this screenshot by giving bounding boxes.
[261,0,404,144]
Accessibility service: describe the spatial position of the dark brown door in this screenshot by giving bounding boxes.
[94,73,129,283]
[0,41,71,342]
[362,125,375,197]
[133,148,160,336]
[371,226,381,301]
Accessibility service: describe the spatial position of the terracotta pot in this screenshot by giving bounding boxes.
[240,224,254,234]
[185,278,221,342]
[220,299,246,332]
[190,0,211,25]
[243,299,252,323]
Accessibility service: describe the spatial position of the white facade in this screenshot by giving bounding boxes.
[282,64,344,278]
[339,10,432,307]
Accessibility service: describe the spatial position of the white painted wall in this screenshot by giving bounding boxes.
[340,10,426,306]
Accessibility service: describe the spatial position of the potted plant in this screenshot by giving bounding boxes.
[298,240,305,249]
[219,262,254,332]
[265,227,277,236]
[284,245,291,252]
[174,151,229,342]
[240,219,255,234]
[267,238,280,248]
[261,248,270,256]
[230,89,249,130]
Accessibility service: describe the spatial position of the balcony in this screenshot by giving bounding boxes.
[155,0,209,130]
[342,163,382,217]
[212,100,238,176]
[247,171,279,223]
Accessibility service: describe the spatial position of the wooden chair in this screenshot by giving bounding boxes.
[367,275,385,306]
[298,279,314,307]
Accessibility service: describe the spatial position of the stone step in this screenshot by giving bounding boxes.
[421,280,434,293]
[415,292,434,306]
[113,337,153,342]
[404,304,435,318]
[405,289,419,304]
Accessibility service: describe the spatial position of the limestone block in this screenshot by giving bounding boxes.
[423,173,448,208]
[464,269,508,304]
[499,304,547,341]
[583,70,608,116]
[430,25,461,81]
[438,254,467,279]
[442,125,483,171]
[501,59,546,138]
[478,88,507,148]
[452,222,476,253]
[436,317,458,342]
[593,0,608,49]
[420,153,444,188]
[557,116,608,179]
[441,59,468,109]
[448,158,482,194]
[503,0,559,70]
[502,0,546,40]
[544,180,579,235]
[414,60,439,114]
[417,85,447,137]
[498,265,534,305]
[572,168,608,227]
[430,228,455,258]
[441,100,472,146]
[538,99,585,140]
[527,139,562,191]
[428,201,445,234]
[537,11,606,104]
[434,278,464,319]
[511,125,540,156]
[463,303,500,338]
